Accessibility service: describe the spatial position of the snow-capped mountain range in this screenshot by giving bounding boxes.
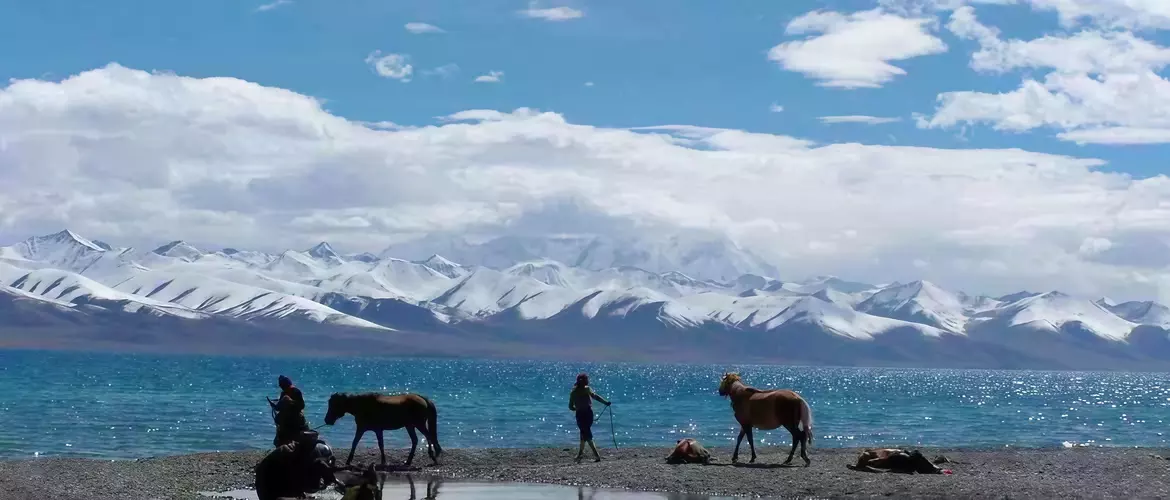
[3,229,1170,369]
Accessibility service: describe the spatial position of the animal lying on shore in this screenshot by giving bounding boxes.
[847,448,953,475]
[254,433,337,500]
[665,438,712,464]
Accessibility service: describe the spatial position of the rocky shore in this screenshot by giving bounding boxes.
[1,446,1168,499]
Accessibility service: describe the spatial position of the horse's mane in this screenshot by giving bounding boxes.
[721,373,770,396]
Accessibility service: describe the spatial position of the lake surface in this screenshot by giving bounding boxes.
[2,349,1169,459]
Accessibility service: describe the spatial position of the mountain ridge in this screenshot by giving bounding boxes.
[3,229,1170,369]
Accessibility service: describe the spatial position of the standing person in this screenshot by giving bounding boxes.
[569,372,610,463]
[269,375,310,447]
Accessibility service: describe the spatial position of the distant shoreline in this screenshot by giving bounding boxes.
[7,344,1170,373]
[1,446,1168,499]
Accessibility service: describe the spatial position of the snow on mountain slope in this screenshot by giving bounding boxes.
[680,292,803,328]
[419,255,466,279]
[984,292,1138,341]
[958,293,1003,314]
[571,287,709,328]
[431,267,562,318]
[152,241,204,261]
[857,281,968,333]
[505,260,577,288]
[218,248,278,267]
[308,258,456,302]
[1105,301,1170,328]
[4,229,1165,350]
[0,262,205,319]
[763,296,948,340]
[108,270,384,329]
[780,276,878,295]
[573,234,778,282]
[382,232,778,282]
[1,282,79,310]
[1,230,110,274]
[0,283,89,326]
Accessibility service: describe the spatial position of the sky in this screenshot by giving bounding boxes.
[1,0,1170,301]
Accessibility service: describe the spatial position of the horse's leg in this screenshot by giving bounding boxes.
[346,429,365,466]
[375,429,387,468]
[732,427,745,463]
[782,423,798,465]
[746,427,757,463]
[405,426,419,467]
[799,426,811,466]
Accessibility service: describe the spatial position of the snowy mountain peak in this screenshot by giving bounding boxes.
[998,291,1137,340]
[307,242,341,261]
[1104,300,1170,328]
[152,240,203,260]
[998,291,1039,303]
[420,254,464,278]
[506,260,574,287]
[856,280,966,333]
[30,229,106,253]
[424,254,459,267]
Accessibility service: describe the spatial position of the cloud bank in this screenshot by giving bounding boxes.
[3,64,1170,301]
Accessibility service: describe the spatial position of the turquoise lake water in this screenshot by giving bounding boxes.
[2,349,1169,459]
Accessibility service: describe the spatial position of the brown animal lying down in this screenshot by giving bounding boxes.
[666,438,712,464]
[847,449,953,475]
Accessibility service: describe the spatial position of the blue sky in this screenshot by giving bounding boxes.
[3,0,1170,299]
[4,0,1169,177]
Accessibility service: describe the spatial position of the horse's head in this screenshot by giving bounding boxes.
[717,372,741,397]
[323,393,348,426]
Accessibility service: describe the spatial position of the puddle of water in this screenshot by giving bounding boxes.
[200,474,745,500]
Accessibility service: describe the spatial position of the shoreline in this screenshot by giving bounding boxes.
[2,446,1169,499]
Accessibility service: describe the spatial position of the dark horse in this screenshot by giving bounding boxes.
[718,373,814,466]
[324,392,442,468]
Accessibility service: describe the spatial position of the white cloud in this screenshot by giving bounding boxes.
[769,103,785,113]
[1026,0,1170,30]
[923,6,1170,144]
[883,0,1170,29]
[1058,127,1170,145]
[584,81,595,87]
[518,2,584,22]
[1079,237,1114,256]
[948,7,1170,74]
[422,64,460,79]
[768,8,948,88]
[474,70,504,83]
[404,22,445,34]
[4,65,1170,301]
[364,51,413,82]
[255,0,291,12]
[820,115,902,124]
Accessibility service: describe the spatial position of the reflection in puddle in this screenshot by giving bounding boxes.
[200,473,745,500]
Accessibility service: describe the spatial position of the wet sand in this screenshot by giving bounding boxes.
[1,446,1169,499]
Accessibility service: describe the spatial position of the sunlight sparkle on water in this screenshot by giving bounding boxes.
[3,352,1170,458]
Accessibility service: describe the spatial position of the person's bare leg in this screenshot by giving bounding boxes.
[587,440,600,461]
[576,440,585,463]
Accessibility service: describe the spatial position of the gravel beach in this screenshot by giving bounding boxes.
[1,446,1169,499]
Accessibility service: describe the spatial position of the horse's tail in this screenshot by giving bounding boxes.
[799,397,814,447]
[424,395,441,457]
